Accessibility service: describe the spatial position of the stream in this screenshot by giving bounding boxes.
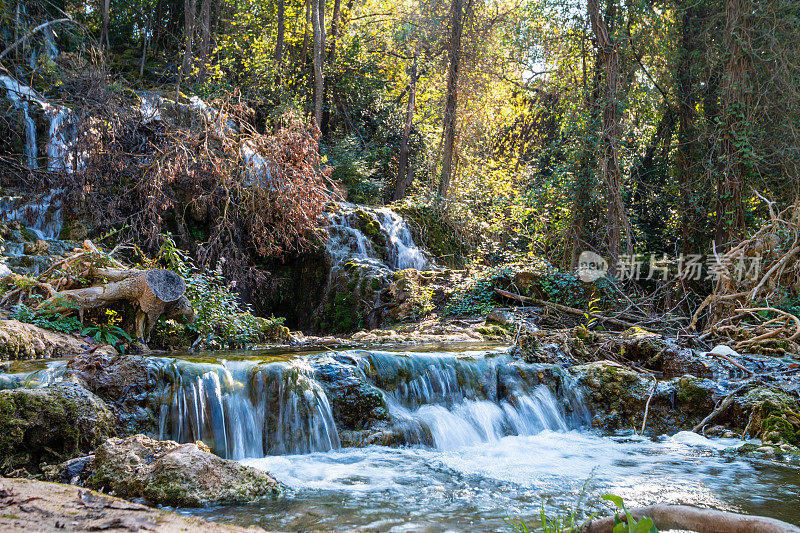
[4,346,798,531]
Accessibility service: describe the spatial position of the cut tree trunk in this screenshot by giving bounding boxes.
[39,269,193,342]
[580,504,800,533]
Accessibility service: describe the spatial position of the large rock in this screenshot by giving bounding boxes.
[66,351,160,435]
[89,434,281,507]
[0,319,117,359]
[570,361,719,432]
[0,381,115,473]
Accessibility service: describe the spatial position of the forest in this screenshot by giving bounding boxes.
[0,0,798,531]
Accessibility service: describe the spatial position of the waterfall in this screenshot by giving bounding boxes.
[0,189,64,240]
[150,349,587,458]
[326,203,431,271]
[157,358,340,459]
[1,76,38,168]
[1,74,75,173]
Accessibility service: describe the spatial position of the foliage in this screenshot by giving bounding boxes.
[601,495,658,533]
[445,266,515,317]
[81,323,133,347]
[10,304,83,334]
[158,235,285,347]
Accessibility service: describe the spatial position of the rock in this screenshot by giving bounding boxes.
[89,434,281,507]
[0,477,263,532]
[22,239,49,255]
[708,344,741,358]
[314,356,390,431]
[0,319,117,360]
[0,263,11,278]
[66,351,162,435]
[0,382,114,474]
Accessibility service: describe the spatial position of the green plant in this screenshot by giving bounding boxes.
[82,323,132,347]
[601,495,658,533]
[11,303,83,334]
[156,235,285,347]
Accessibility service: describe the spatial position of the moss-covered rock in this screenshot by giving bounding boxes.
[89,434,281,507]
[0,382,115,474]
[0,319,116,360]
[738,388,800,445]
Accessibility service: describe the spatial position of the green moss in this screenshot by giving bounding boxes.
[676,376,712,407]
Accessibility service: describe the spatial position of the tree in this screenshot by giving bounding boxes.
[312,0,325,128]
[100,0,110,49]
[394,53,418,200]
[588,0,631,263]
[438,0,468,198]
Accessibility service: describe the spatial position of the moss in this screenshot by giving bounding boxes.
[676,376,713,407]
[474,324,509,339]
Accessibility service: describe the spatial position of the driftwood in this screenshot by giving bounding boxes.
[493,288,638,329]
[580,504,800,533]
[691,197,800,353]
[39,268,193,342]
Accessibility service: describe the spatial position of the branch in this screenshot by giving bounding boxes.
[493,288,638,329]
[0,18,75,61]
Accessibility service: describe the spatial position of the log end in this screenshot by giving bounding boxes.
[145,269,186,303]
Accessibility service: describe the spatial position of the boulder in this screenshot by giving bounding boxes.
[0,381,115,473]
[89,434,281,507]
[0,319,117,359]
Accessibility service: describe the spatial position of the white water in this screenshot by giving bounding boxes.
[326,203,430,271]
[0,189,64,240]
[1,75,75,173]
[198,429,800,531]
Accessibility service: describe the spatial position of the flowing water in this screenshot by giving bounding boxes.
[326,203,430,271]
[2,347,798,530]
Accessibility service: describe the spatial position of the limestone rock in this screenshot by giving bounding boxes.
[89,434,281,507]
[0,319,117,360]
[0,381,115,474]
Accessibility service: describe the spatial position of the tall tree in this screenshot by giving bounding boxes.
[312,0,324,128]
[394,53,418,201]
[715,0,749,245]
[274,0,285,67]
[100,0,110,49]
[180,0,196,82]
[438,0,467,198]
[588,0,631,263]
[198,0,212,81]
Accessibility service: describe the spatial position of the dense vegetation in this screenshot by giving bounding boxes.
[2,0,800,329]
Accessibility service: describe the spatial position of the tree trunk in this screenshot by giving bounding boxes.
[438,0,467,199]
[179,0,196,86]
[329,0,341,62]
[312,0,325,129]
[274,0,285,67]
[39,269,193,342]
[677,0,700,253]
[198,0,212,81]
[301,0,311,64]
[588,0,632,266]
[101,0,111,50]
[394,54,418,201]
[715,0,749,246]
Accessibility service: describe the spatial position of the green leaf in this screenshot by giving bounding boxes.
[602,494,625,508]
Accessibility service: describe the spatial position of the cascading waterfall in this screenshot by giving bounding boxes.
[326,203,430,271]
[156,358,340,459]
[152,349,587,458]
[1,76,38,168]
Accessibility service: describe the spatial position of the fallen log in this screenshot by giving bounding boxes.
[38,269,194,342]
[580,504,800,533]
[493,289,638,329]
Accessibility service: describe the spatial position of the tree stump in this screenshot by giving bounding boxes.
[39,269,194,342]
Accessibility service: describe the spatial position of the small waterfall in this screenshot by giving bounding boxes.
[326,203,431,271]
[1,75,75,173]
[157,358,340,459]
[152,349,587,458]
[0,190,64,240]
